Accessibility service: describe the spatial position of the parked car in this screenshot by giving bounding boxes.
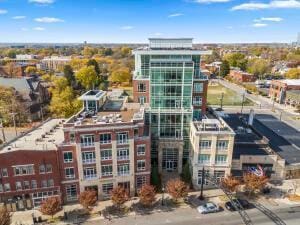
[197,202,220,214]
[225,199,250,211]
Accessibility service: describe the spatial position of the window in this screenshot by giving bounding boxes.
[24,181,30,190]
[65,167,75,179]
[0,184,3,192]
[138,83,146,93]
[69,132,75,143]
[117,132,128,144]
[48,179,54,187]
[199,140,211,149]
[99,133,111,144]
[198,154,210,164]
[46,164,52,173]
[80,135,95,147]
[31,180,37,189]
[13,165,34,176]
[4,183,10,192]
[82,151,96,164]
[197,170,209,185]
[16,181,22,191]
[101,165,113,176]
[83,167,97,179]
[214,171,225,184]
[63,152,73,163]
[193,96,202,106]
[136,176,147,189]
[215,155,227,165]
[117,164,130,176]
[39,165,45,174]
[217,140,229,150]
[138,96,146,105]
[137,160,146,171]
[117,148,129,160]
[41,180,47,188]
[137,145,146,156]
[102,183,113,196]
[1,168,8,177]
[101,149,112,160]
[194,83,203,93]
[66,184,77,201]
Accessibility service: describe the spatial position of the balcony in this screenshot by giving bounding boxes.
[118,171,130,176]
[117,155,129,161]
[82,158,96,164]
[83,174,97,180]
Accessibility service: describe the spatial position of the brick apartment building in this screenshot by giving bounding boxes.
[269,79,300,105]
[0,119,64,210]
[229,69,257,83]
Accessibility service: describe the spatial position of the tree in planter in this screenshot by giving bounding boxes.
[39,197,61,219]
[243,173,268,197]
[111,186,129,209]
[221,176,241,193]
[181,162,192,187]
[150,163,161,189]
[166,179,188,202]
[0,207,11,225]
[138,184,156,207]
[219,60,230,77]
[79,190,98,210]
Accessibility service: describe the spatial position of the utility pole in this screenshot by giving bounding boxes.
[0,119,6,143]
[220,92,224,110]
[10,112,17,136]
[199,166,205,200]
[279,110,283,121]
[241,93,245,114]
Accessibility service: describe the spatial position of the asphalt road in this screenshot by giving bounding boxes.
[84,204,300,225]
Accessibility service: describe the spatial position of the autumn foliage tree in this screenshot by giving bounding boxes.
[39,197,61,218]
[138,184,156,207]
[243,173,269,197]
[0,207,11,225]
[79,190,98,210]
[111,186,129,209]
[221,176,241,192]
[166,179,188,202]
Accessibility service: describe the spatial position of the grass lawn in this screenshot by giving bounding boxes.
[207,84,254,106]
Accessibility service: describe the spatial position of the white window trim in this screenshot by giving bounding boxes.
[63,151,73,163]
[137,160,146,171]
[137,145,146,156]
[65,167,75,179]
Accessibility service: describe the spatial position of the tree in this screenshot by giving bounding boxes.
[285,68,300,79]
[87,59,100,75]
[138,184,156,207]
[75,66,98,90]
[0,207,11,225]
[39,197,61,218]
[166,178,188,202]
[6,49,16,59]
[25,66,37,75]
[63,65,75,86]
[181,162,192,186]
[109,67,131,83]
[202,50,221,64]
[243,173,268,197]
[49,77,81,118]
[111,186,129,209]
[221,176,241,192]
[247,59,271,78]
[150,163,161,189]
[79,190,97,210]
[223,53,246,68]
[220,60,230,77]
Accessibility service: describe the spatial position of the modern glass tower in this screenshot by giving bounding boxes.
[133,38,211,173]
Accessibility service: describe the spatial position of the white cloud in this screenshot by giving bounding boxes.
[226,26,233,29]
[12,16,26,20]
[120,26,134,30]
[29,0,54,4]
[193,0,231,3]
[35,17,64,23]
[252,23,268,27]
[0,9,8,14]
[153,32,163,36]
[168,13,184,18]
[33,27,45,31]
[21,28,29,31]
[255,17,283,22]
[232,0,300,10]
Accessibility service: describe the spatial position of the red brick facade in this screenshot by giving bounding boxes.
[229,70,256,83]
[132,79,150,104]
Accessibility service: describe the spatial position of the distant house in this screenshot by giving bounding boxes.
[229,69,257,83]
[0,77,50,120]
[39,56,71,71]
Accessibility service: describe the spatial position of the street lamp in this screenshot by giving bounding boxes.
[240,92,245,115]
[161,185,165,206]
[219,92,224,110]
[198,166,205,200]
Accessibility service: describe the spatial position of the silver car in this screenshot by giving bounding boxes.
[197,202,220,214]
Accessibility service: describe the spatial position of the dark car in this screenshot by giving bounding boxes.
[225,199,250,211]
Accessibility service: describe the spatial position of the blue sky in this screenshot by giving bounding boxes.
[0,0,299,43]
